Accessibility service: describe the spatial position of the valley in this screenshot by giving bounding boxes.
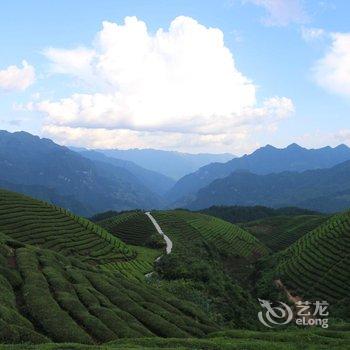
[0,131,349,349]
[0,188,349,349]
[2,2,350,347]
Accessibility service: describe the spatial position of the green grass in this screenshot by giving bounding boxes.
[1,327,349,349]
[240,214,329,251]
[276,210,350,302]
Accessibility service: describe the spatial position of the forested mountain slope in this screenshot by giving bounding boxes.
[0,131,162,216]
[168,143,350,202]
[185,160,350,213]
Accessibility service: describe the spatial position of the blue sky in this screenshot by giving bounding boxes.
[0,0,349,155]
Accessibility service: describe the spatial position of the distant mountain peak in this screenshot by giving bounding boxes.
[286,143,304,150]
[254,144,277,153]
[335,144,349,150]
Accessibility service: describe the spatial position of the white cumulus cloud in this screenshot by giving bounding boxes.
[33,16,293,151]
[0,61,35,92]
[313,33,350,97]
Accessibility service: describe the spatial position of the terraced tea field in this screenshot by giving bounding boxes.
[0,189,158,279]
[96,211,164,249]
[0,231,217,344]
[276,211,350,301]
[241,214,328,251]
[1,189,349,348]
[153,210,269,260]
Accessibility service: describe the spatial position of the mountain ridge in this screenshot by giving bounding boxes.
[168,143,350,202]
[183,159,350,212]
[0,130,163,216]
[96,148,235,180]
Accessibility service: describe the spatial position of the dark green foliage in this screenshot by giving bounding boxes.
[200,205,322,224]
[0,233,216,344]
[276,211,350,302]
[0,189,135,266]
[186,160,350,213]
[97,211,164,249]
[240,214,329,251]
[168,142,350,204]
[0,327,350,349]
[150,211,266,328]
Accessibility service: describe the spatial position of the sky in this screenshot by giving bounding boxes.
[0,0,349,155]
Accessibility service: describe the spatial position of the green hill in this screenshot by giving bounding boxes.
[146,210,270,328]
[276,211,350,302]
[1,190,349,347]
[240,214,328,251]
[0,189,159,280]
[199,205,322,224]
[153,210,269,260]
[0,190,218,344]
[96,211,165,249]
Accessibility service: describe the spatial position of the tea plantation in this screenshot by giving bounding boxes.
[240,214,328,251]
[0,234,217,344]
[96,211,165,249]
[276,211,350,302]
[0,189,349,348]
[153,210,269,260]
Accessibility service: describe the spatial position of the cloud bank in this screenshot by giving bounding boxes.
[0,61,35,92]
[33,16,293,152]
[313,33,350,98]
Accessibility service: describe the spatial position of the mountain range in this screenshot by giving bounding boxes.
[2,130,350,215]
[75,149,175,196]
[168,143,350,202]
[0,130,163,216]
[95,148,235,179]
[185,160,350,212]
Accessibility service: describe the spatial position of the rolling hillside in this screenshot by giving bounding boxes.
[153,210,269,260]
[199,205,322,224]
[147,210,269,327]
[0,189,161,279]
[276,211,350,302]
[185,160,350,213]
[0,189,349,347]
[168,143,350,202]
[0,190,218,344]
[96,211,165,249]
[240,214,329,251]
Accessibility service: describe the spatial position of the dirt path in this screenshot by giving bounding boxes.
[275,279,317,322]
[144,212,173,278]
[145,212,173,254]
[275,279,302,304]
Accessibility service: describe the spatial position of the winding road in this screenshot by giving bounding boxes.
[144,212,173,278]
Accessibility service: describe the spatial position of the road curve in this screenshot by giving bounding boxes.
[145,212,173,254]
[144,212,173,278]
